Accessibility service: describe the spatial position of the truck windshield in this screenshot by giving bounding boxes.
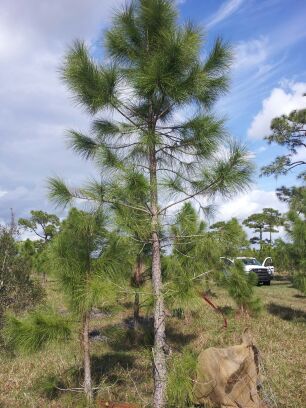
[240,258,261,266]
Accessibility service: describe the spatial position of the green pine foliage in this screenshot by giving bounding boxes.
[287,191,306,293]
[210,217,249,256]
[163,203,219,312]
[167,349,197,408]
[221,261,262,316]
[261,101,306,178]
[19,210,60,242]
[47,1,254,404]
[4,309,71,353]
[4,208,131,402]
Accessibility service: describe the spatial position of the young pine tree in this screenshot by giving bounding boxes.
[164,203,218,314]
[112,172,152,329]
[48,1,254,405]
[286,189,306,293]
[209,217,249,256]
[221,261,262,316]
[5,208,129,404]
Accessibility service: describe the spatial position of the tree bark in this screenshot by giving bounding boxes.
[259,227,263,250]
[133,291,140,330]
[133,255,145,330]
[149,148,167,408]
[81,311,93,405]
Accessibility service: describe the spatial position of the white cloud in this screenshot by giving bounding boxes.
[0,0,125,221]
[216,189,287,222]
[248,81,306,139]
[233,36,269,70]
[206,0,244,29]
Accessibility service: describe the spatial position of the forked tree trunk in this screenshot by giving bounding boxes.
[81,311,93,405]
[150,149,167,408]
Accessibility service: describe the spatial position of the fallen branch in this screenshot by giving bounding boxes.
[201,292,227,329]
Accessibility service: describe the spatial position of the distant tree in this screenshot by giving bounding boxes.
[209,217,249,256]
[19,211,61,283]
[0,217,43,326]
[19,210,60,242]
[48,1,254,405]
[5,208,129,403]
[243,208,283,247]
[261,100,306,178]
[243,213,266,249]
[262,208,283,244]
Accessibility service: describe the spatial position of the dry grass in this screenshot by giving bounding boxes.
[0,277,305,407]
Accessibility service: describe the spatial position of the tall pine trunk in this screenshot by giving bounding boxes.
[81,311,93,405]
[150,148,167,408]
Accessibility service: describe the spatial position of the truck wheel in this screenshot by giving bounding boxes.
[264,281,271,286]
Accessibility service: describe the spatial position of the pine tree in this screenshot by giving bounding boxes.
[19,210,61,283]
[5,208,129,404]
[112,173,152,330]
[48,1,253,405]
[286,189,306,293]
[19,210,60,242]
[221,261,262,316]
[261,99,306,178]
[210,217,249,256]
[164,203,218,315]
[262,207,283,245]
[243,213,266,249]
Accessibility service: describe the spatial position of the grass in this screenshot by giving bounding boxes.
[0,277,305,407]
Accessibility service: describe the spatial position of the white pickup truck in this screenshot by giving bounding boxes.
[221,256,274,285]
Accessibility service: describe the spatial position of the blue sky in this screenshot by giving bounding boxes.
[0,0,305,231]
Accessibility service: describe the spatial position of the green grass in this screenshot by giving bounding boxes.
[0,277,305,407]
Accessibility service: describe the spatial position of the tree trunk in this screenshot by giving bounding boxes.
[259,227,263,250]
[133,255,145,330]
[81,311,93,405]
[152,229,166,408]
[133,291,140,330]
[149,148,167,408]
